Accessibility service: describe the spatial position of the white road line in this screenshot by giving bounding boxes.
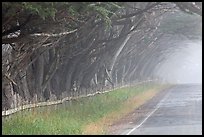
[126,105,159,135]
[125,88,172,135]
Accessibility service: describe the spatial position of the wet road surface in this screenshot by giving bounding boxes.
[121,84,202,135]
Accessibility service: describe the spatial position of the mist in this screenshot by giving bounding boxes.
[155,40,202,84]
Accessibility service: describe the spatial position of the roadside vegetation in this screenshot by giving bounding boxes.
[3,83,169,135]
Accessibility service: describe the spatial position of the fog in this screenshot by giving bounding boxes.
[155,40,202,84]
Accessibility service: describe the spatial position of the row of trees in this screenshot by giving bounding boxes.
[2,2,202,110]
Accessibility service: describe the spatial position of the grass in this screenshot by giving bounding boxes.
[2,83,169,135]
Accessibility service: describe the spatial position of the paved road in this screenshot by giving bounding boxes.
[121,84,202,135]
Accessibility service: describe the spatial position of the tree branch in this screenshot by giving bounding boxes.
[30,29,78,37]
[2,34,26,44]
[114,2,161,20]
[3,74,17,86]
[98,16,145,44]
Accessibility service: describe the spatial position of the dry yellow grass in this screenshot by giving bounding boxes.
[82,87,162,135]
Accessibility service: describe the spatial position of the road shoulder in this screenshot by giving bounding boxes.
[107,85,174,135]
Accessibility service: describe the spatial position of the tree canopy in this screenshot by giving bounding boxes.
[2,2,202,110]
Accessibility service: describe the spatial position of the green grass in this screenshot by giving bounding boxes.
[2,83,167,135]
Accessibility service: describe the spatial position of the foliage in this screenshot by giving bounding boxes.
[2,2,123,27]
[158,11,202,39]
[22,2,57,20]
[87,2,123,29]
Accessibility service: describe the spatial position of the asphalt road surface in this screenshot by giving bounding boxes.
[117,84,202,135]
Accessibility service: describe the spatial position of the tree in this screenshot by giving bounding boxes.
[2,2,202,110]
